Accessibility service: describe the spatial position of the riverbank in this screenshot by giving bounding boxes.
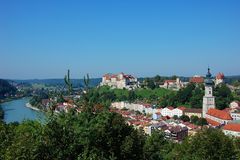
[1,98,45,123]
[26,103,40,111]
[0,96,25,104]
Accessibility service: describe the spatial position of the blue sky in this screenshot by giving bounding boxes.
[0,0,240,79]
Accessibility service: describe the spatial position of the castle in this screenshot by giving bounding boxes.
[100,73,139,90]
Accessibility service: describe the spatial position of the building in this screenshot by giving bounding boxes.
[183,108,202,118]
[202,68,216,118]
[172,107,186,117]
[160,78,184,90]
[164,125,188,142]
[100,73,138,90]
[231,112,240,121]
[160,106,186,118]
[206,108,233,125]
[230,101,240,109]
[223,123,240,137]
[161,106,174,117]
[189,75,204,84]
[152,112,161,120]
[215,73,225,86]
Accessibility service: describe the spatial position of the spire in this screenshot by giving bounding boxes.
[206,67,212,78]
[205,67,213,85]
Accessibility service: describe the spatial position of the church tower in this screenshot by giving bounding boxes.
[202,68,215,118]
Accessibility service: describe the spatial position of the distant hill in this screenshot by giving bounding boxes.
[0,79,17,99]
[10,78,102,88]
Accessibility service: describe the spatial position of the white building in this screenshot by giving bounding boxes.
[160,78,184,90]
[111,102,161,115]
[230,101,240,109]
[231,112,240,121]
[172,107,186,117]
[161,106,174,117]
[215,73,225,86]
[100,73,138,90]
[223,123,240,137]
[161,106,186,117]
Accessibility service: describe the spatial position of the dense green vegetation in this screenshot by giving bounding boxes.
[0,79,17,99]
[168,128,238,160]
[1,72,239,159]
[84,82,234,110]
[0,106,4,120]
[86,86,173,107]
[158,83,233,109]
[29,89,49,108]
[0,110,239,160]
[214,83,234,110]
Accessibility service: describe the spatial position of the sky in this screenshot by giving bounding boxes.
[0,0,240,79]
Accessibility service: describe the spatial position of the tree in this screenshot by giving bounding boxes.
[128,90,137,103]
[4,121,43,160]
[176,83,195,104]
[180,115,190,122]
[0,79,17,99]
[154,75,162,83]
[190,115,199,124]
[144,78,156,90]
[64,69,73,94]
[215,84,233,110]
[189,87,204,108]
[170,128,237,160]
[143,130,171,160]
[196,118,208,126]
[171,75,178,80]
[173,115,178,120]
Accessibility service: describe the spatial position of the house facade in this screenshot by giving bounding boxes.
[223,123,240,137]
[100,73,138,90]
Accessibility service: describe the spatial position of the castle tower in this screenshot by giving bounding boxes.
[202,68,215,118]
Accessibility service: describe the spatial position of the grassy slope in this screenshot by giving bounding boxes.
[98,86,173,101]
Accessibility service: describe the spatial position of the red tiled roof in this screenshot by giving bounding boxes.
[223,123,240,132]
[207,108,232,120]
[184,108,202,113]
[164,80,176,84]
[206,118,221,127]
[143,104,151,108]
[223,108,231,113]
[190,77,204,83]
[216,73,224,80]
[178,106,186,111]
[167,106,174,110]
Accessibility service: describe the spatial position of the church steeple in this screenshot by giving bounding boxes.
[202,67,216,118]
[205,67,213,86]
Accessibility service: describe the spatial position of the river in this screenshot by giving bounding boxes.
[1,97,45,123]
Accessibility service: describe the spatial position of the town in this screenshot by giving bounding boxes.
[19,68,240,142]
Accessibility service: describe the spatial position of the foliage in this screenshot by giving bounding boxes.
[196,118,208,126]
[29,89,49,108]
[180,115,190,122]
[0,79,17,99]
[190,115,199,124]
[64,69,73,94]
[168,128,237,160]
[89,86,172,106]
[143,130,173,160]
[214,84,233,110]
[0,106,4,120]
[0,110,146,160]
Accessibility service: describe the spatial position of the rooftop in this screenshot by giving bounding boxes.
[223,123,240,132]
[206,118,221,127]
[207,108,232,120]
